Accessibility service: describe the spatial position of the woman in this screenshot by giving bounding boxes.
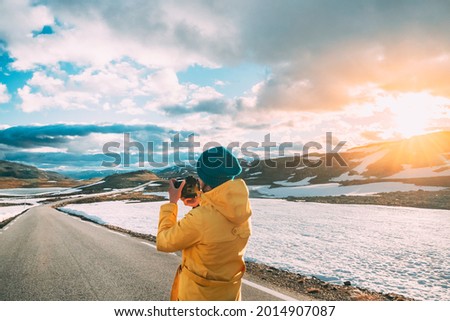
[156,146,252,300]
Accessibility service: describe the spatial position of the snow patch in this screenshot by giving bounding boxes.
[146,183,162,187]
[78,180,105,188]
[51,188,82,195]
[0,188,67,196]
[351,150,388,174]
[331,172,365,182]
[58,201,191,235]
[273,176,317,187]
[0,197,47,221]
[387,165,450,179]
[143,192,168,198]
[249,182,445,197]
[0,205,29,221]
[58,207,107,225]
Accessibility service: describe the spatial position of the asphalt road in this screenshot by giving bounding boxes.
[0,205,303,301]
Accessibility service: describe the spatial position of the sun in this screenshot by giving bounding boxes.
[386,92,438,138]
[393,106,429,138]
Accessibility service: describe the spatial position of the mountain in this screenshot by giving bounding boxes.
[346,131,449,178]
[103,131,447,198]
[240,131,450,184]
[58,169,136,180]
[236,131,450,198]
[133,131,450,196]
[153,164,197,179]
[2,131,448,197]
[0,160,78,188]
[76,170,161,193]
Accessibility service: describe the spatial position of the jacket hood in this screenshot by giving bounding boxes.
[200,178,251,225]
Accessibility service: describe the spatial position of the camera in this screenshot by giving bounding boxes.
[173,175,200,199]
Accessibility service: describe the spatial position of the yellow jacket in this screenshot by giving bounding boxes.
[157,179,252,301]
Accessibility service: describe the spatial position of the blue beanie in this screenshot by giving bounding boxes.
[196,146,242,188]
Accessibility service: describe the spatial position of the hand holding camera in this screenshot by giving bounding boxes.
[169,176,201,207]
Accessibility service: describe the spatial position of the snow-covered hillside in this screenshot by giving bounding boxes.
[239,131,450,195]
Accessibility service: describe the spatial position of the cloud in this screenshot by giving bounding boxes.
[214,80,228,86]
[1,0,240,70]
[4,150,110,169]
[15,61,234,116]
[360,130,383,142]
[0,123,172,148]
[0,83,10,103]
[0,123,201,169]
[163,98,231,115]
[0,0,53,51]
[117,98,144,115]
[17,61,143,112]
[256,39,450,111]
[1,0,450,160]
[0,123,203,169]
[242,1,450,111]
[3,0,450,115]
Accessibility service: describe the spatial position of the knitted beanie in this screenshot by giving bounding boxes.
[196,146,242,188]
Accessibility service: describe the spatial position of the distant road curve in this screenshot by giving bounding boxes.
[0,204,309,300]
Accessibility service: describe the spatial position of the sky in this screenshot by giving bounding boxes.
[0,0,449,171]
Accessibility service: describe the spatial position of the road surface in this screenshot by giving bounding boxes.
[0,205,307,301]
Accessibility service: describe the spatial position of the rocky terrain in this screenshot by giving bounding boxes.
[245,261,413,301]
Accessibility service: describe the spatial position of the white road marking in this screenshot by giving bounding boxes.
[242,279,298,301]
[140,242,182,257]
[70,216,102,228]
[141,241,157,249]
[108,230,128,238]
[4,226,9,231]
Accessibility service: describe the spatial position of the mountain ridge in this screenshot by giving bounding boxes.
[1,131,448,193]
[238,131,450,186]
[0,160,79,188]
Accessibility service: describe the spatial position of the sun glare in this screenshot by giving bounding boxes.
[382,92,442,138]
[393,107,429,138]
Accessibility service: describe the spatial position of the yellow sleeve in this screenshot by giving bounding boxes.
[156,202,202,252]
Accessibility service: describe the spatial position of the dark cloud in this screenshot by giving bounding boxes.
[5,151,107,166]
[0,123,202,169]
[0,123,172,148]
[4,148,203,170]
[163,99,231,115]
[235,0,450,63]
